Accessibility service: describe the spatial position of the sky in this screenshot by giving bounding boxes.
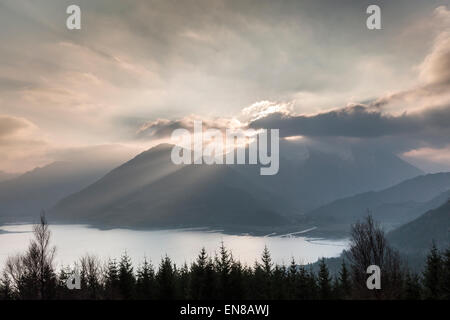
[1,0,450,173]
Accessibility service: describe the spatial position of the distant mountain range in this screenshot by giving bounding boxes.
[388,200,450,254]
[304,173,450,233]
[0,171,19,183]
[48,142,424,229]
[0,161,126,223]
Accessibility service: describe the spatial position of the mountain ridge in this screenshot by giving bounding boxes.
[388,200,450,254]
[49,142,424,229]
[0,160,129,222]
[304,172,450,233]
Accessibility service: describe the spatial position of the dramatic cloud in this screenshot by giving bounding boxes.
[1,1,450,172]
[136,116,245,139]
[419,6,450,87]
[135,101,292,140]
[247,6,450,168]
[241,101,294,121]
[249,104,450,141]
[373,6,450,111]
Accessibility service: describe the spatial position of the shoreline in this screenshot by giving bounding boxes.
[0,219,349,241]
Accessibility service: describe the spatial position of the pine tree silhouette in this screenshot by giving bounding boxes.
[136,258,155,299]
[119,252,135,299]
[339,261,351,299]
[442,248,450,300]
[318,258,332,300]
[215,242,232,299]
[156,256,177,300]
[105,258,120,299]
[422,242,443,299]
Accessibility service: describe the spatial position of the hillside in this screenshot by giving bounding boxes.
[0,161,124,223]
[304,173,450,233]
[388,200,450,254]
[0,171,19,183]
[235,141,423,214]
[49,142,423,229]
[49,144,288,228]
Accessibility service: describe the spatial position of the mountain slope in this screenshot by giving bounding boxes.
[305,172,450,232]
[388,200,450,254]
[50,144,288,227]
[0,161,125,222]
[50,142,423,229]
[0,171,19,183]
[234,140,423,214]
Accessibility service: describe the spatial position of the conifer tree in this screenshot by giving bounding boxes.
[307,267,318,299]
[215,242,232,299]
[118,252,135,299]
[190,248,208,299]
[331,276,341,299]
[177,263,190,299]
[251,261,267,299]
[317,258,332,300]
[287,258,298,299]
[251,246,273,299]
[104,258,120,299]
[156,256,177,299]
[296,265,309,300]
[272,264,287,299]
[441,248,450,300]
[79,255,102,300]
[422,243,443,299]
[203,257,217,299]
[288,258,297,278]
[261,246,273,275]
[136,258,155,299]
[339,261,351,299]
[404,272,422,300]
[190,248,217,299]
[229,260,246,299]
[3,226,443,301]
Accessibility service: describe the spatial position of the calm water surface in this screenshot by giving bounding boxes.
[0,224,348,268]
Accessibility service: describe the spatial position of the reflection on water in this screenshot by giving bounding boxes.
[0,224,348,268]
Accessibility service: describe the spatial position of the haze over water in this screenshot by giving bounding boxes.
[0,224,348,268]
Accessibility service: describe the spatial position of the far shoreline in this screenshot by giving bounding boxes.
[0,219,349,240]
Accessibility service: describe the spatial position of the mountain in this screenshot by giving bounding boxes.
[50,142,422,229]
[305,172,450,233]
[388,200,450,254]
[0,161,125,223]
[233,140,423,214]
[0,171,19,183]
[50,144,288,228]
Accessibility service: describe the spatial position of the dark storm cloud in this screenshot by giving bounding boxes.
[249,104,450,146]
